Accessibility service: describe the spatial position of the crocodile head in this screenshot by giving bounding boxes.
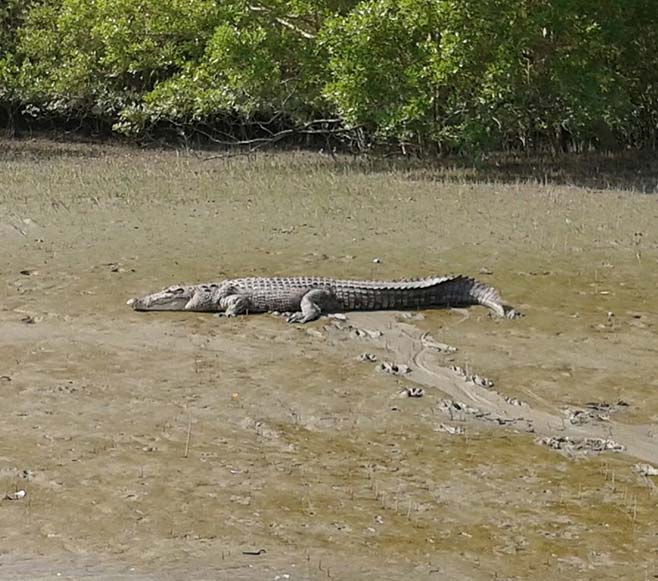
[127,285,196,311]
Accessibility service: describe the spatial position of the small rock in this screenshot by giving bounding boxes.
[372,257,382,264]
[634,463,658,476]
[328,313,348,321]
[400,387,424,398]
[4,490,26,501]
[358,353,378,362]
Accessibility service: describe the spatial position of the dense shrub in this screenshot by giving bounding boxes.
[1,0,657,152]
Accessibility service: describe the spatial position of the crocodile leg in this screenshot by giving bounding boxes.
[287,289,336,324]
[219,293,253,317]
[183,289,216,311]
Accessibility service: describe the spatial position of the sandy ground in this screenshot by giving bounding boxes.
[1,140,658,579]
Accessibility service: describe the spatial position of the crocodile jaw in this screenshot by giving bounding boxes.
[127,286,194,311]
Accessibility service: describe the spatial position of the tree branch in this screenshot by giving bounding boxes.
[198,118,357,160]
[248,4,316,39]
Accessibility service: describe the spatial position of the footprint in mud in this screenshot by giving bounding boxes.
[438,399,487,419]
[323,320,383,340]
[351,327,383,339]
[397,386,424,398]
[504,396,526,406]
[449,365,495,389]
[420,332,457,353]
[537,436,625,456]
[377,361,411,376]
[566,408,610,424]
[564,400,630,425]
[438,399,525,427]
[334,312,655,464]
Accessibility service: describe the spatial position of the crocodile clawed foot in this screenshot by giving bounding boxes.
[489,306,523,319]
[504,307,524,319]
[286,312,305,324]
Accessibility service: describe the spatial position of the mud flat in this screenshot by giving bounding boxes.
[1,139,658,579]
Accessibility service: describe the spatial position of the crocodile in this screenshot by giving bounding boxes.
[127,275,518,323]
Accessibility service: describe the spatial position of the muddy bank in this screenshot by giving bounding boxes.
[1,140,658,579]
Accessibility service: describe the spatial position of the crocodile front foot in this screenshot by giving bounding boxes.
[287,310,317,324]
[503,306,523,319]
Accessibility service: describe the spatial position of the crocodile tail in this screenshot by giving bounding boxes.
[468,277,506,317]
[442,276,506,317]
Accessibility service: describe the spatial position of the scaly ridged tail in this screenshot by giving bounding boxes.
[438,276,518,318]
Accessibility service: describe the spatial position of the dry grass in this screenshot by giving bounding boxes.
[3,136,658,192]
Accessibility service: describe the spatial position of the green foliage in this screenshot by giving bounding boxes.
[323,0,656,150]
[133,1,361,133]
[0,0,34,103]
[15,0,221,116]
[139,3,322,125]
[2,0,658,151]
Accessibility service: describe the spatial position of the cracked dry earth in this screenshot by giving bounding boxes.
[2,141,658,580]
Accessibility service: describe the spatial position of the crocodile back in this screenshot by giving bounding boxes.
[226,275,455,290]
[224,275,503,314]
